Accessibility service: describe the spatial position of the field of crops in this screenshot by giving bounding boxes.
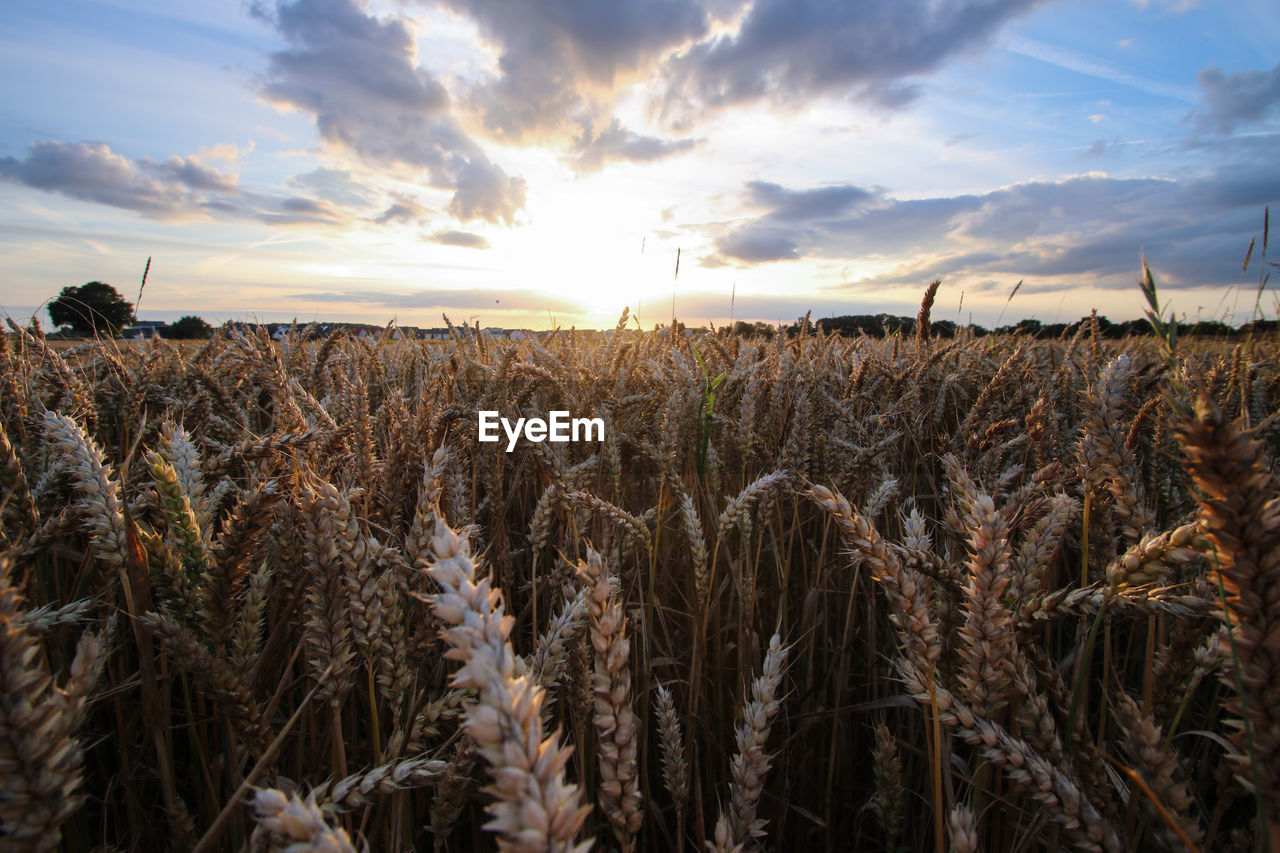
[2,307,1278,852]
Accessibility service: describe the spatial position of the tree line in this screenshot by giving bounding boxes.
[802,313,1278,339]
[46,281,211,339]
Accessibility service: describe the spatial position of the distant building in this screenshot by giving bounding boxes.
[121,320,167,340]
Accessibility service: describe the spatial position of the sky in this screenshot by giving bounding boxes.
[2,0,1278,331]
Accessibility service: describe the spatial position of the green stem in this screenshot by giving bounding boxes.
[1065,607,1105,752]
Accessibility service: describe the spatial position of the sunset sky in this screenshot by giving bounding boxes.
[2,0,1278,330]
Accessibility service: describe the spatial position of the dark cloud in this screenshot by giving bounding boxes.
[715,181,879,261]
[0,139,362,226]
[1187,160,1280,210]
[744,182,876,220]
[447,157,527,223]
[0,140,239,219]
[266,196,345,224]
[147,156,241,193]
[658,0,1043,125]
[374,197,429,225]
[428,229,489,248]
[258,0,525,224]
[708,167,1274,292]
[0,134,511,234]
[569,119,701,173]
[717,227,799,262]
[1195,62,1280,134]
[432,0,713,142]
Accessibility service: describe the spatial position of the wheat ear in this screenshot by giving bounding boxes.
[42,411,128,592]
[577,546,643,849]
[1112,691,1203,851]
[0,554,105,851]
[947,461,1016,717]
[679,491,709,604]
[712,633,789,852]
[249,788,356,853]
[947,803,979,853]
[810,484,940,672]
[871,721,904,848]
[315,755,447,811]
[654,683,690,834]
[1177,393,1280,839]
[900,660,1121,853]
[425,511,591,852]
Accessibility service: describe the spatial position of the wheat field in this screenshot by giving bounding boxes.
[1,302,1278,852]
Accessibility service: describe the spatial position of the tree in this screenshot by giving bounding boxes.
[164,316,213,339]
[47,281,134,337]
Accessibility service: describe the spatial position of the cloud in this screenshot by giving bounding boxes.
[0,139,366,226]
[261,196,347,225]
[289,167,376,208]
[289,287,579,312]
[257,0,526,224]
[148,155,241,193]
[1188,160,1280,210]
[414,0,1044,161]
[743,181,876,220]
[1194,62,1280,134]
[717,228,800,262]
[447,157,527,223]
[569,119,701,173]
[427,229,489,248]
[0,140,239,219]
[374,197,429,225]
[714,181,878,261]
[0,134,512,233]
[433,0,713,143]
[1129,0,1198,10]
[658,0,1043,125]
[196,141,254,162]
[707,167,1272,292]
